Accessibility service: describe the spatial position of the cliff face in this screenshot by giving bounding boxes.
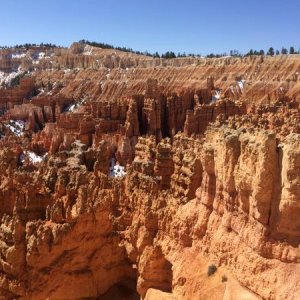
[0,45,299,300]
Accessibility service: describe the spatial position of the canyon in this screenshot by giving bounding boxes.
[0,43,299,300]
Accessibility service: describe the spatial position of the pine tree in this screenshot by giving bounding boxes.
[267,47,274,56]
[247,49,254,56]
[162,51,176,59]
[290,46,295,54]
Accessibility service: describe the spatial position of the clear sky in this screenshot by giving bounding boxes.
[0,0,299,55]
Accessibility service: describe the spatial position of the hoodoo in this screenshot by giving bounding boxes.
[0,43,299,300]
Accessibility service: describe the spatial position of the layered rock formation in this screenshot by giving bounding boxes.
[0,44,299,300]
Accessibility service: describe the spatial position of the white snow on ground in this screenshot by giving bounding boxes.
[211,90,221,103]
[83,45,93,56]
[0,70,23,87]
[31,52,51,65]
[38,52,45,59]
[20,151,44,164]
[27,151,43,163]
[109,158,126,177]
[64,98,86,113]
[37,88,45,95]
[66,104,76,112]
[11,53,26,59]
[5,120,25,137]
[0,72,5,84]
[237,79,246,91]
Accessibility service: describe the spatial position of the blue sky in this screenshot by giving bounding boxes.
[0,0,299,55]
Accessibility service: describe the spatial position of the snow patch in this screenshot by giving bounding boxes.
[38,52,45,59]
[211,90,221,103]
[237,79,246,91]
[11,53,26,59]
[37,88,45,95]
[31,52,50,64]
[66,104,76,112]
[83,45,93,56]
[64,98,86,113]
[109,158,126,178]
[0,70,23,87]
[20,151,44,164]
[5,120,25,136]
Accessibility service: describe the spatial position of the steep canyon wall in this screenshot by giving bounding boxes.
[0,46,299,299]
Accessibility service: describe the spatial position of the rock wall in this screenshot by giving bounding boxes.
[0,78,34,111]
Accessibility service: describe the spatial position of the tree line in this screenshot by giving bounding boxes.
[78,39,156,57]
[80,40,300,59]
[1,40,299,59]
[228,46,299,57]
[0,43,60,50]
[80,40,205,58]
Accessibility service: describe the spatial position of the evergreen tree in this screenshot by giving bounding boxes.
[245,49,254,56]
[281,47,288,55]
[290,46,295,54]
[267,47,274,56]
[162,51,176,59]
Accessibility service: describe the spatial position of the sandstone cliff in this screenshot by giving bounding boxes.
[0,45,299,300]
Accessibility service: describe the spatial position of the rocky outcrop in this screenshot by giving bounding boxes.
[0,78,34,112]
[0,45,300,299]
[183,99,246,136]
[0,126,299,299]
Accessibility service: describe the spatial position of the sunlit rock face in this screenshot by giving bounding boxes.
[0,44,299,300]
